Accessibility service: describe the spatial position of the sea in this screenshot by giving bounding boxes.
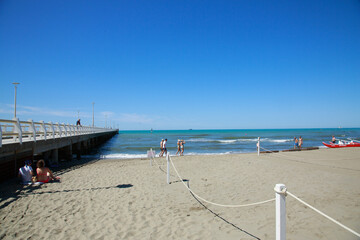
[90,128,360,160]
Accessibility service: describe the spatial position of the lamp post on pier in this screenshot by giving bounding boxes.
[92,102,95,127]
[12,82,20,118]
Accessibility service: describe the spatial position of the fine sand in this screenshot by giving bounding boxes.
[1,148,360,240]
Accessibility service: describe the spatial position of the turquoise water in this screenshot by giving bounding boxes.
[95,128,360,159]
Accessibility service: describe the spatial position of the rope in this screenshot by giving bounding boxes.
[169,155,275,208]
[260,146,360,172]
[287,191,360,238]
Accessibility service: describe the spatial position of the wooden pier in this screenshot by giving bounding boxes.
[0,118,118,182]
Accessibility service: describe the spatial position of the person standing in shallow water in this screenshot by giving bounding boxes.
[294,137,299,149]
[163,139,168,157]
[159,139,164,157]
[299,136,303,149]
[176,139,181,155]
[180,140,185,156]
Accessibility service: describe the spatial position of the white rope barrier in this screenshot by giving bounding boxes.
[286,191,360,238]
[169,155,275,208]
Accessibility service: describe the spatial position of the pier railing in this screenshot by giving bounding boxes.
[0,118,114,147]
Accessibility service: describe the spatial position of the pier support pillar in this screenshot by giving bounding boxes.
[59,145,73,161]
[76,142,81,160]
[50,149,58,166]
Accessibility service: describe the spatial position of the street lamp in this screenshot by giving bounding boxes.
[92,102,95,127]
[12,82,20,118]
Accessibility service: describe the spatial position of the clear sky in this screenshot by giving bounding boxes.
[0,0,359,130]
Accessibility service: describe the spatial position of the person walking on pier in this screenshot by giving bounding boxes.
[76,119,81,127]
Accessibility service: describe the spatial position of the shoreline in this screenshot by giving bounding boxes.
[1,148,359,239]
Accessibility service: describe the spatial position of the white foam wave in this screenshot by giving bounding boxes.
[186,138,212,142]
[218,140,237,144]
[100,153,147,159]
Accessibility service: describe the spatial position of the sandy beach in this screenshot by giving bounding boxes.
[1,148,360,240]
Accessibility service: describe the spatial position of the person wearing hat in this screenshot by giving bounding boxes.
[18,160,34,185]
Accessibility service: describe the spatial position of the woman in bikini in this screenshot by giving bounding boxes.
[36,160,60,183]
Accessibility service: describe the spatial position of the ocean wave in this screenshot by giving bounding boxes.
[100,153,148,159]
[186,138,292,144]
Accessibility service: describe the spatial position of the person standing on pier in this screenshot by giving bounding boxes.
[76,119,81,127]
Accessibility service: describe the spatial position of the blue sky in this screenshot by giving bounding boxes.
[0,0,359,130]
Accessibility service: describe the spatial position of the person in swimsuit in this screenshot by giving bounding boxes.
[299,136,303,149]
[180,140,185,156]
[36,160,60,183]
[294,137,298,149]
[159,139,164,157]
[176,139,181,155]
[163,139,168,157]
[332,136,336,144]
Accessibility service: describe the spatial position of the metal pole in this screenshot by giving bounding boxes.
[92,102,95,127]
[257,137,260,156]
[12,82,20,118]
[274,184,287,240]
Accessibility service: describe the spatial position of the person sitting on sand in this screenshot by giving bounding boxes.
[18,160,34,185]
[36,160,60,183]
[294,137,299,149]
[180,140,185,156]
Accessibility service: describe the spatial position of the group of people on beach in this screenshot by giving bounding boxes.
[294,136,303,149]
[159,138,186,157]
[18,159,60,185]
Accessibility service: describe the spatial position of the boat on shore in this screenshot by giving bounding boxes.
[322,139,360,148]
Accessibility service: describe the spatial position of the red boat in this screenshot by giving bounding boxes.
[322,141,360,148]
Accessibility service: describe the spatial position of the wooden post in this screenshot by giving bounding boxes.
[274,184,287,240]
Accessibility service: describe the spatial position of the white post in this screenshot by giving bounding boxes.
[166,152,170,184]
[257,137,260,156]
[148,148,153,166]
[40,121,47,140]
[49,122,55,139]
[274,184,287,240]
[13,117,23,144]
[28,119,36,142]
